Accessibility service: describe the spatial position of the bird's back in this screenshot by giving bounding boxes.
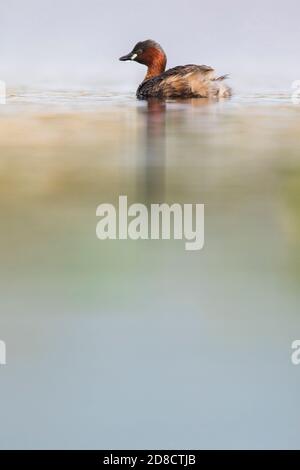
[137,64,231,99]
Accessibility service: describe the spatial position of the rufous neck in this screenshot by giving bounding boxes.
[145,58,166,80]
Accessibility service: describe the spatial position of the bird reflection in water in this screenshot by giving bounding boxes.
[137,98,167,203]
[137,97,216,203]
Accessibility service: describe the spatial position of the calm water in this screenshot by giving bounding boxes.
[0,87,300,449]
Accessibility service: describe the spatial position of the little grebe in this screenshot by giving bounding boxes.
[120,39,231,99]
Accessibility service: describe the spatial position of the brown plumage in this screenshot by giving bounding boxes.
[119,39,231,99]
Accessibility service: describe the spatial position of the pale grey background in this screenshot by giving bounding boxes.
[0,0,299,89]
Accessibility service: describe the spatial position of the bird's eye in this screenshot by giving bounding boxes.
[136,49,143,55]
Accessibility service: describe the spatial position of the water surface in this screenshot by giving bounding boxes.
[0,87,300,449]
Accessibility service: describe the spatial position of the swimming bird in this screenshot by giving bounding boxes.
[119,39,231,99]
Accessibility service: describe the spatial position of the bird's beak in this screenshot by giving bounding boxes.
[119,52,138,61]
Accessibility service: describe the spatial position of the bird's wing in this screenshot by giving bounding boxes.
[138,65,216,98]
[164,64,215,79]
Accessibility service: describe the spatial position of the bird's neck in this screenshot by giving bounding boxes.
[145,57,167,80]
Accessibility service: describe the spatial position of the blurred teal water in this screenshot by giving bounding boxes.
[0,88,300,449]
